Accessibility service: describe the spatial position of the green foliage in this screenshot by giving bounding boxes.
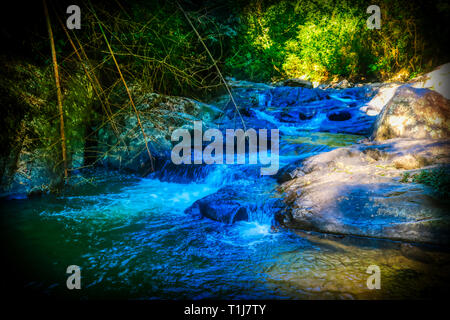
[225,0,450,82]
[283,12,364,81]
[224,1,294,81]
[82,1,231,97]
[412,168,450,199]
[400,172,410,183]
[401,168,450,199]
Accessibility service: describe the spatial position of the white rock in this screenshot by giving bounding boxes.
[410,63,450,99]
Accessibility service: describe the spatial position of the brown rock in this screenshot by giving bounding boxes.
[280,78,313,88]
[392,154,427,170]
[371,85,450,141]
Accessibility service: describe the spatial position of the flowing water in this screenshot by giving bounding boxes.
[1,86,449,299]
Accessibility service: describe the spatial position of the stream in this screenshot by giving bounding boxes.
[1,84,449,299]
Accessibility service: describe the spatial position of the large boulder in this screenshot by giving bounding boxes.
[97,93,222,174]
[278,138,450,245]
[371,85,450,141]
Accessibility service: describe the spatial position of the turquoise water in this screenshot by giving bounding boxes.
[2,87,449,299]
[2,145,449,300]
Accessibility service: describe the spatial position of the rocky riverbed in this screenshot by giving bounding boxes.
[1,63,449,299]
[276,64,450,245]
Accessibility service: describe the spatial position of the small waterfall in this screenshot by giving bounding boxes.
[149,85,372,226]
[252,109,279,126]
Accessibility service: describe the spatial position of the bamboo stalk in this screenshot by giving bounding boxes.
[56,15,128,153]
[176,1,246,130]
[89,4,154,172]
[43,0,68,180]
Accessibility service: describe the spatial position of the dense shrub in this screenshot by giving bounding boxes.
[1,0,449,178]
[225,0,450,83]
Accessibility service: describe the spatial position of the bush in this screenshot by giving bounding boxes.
[225,0,450,83]
[412,168,450,199]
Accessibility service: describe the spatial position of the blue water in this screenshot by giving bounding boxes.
[2,86,448,299]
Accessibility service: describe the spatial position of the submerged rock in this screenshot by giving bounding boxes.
[298,110,316,121]
[327,110,352,121]
[185,186,249,224]
[278,138,450,244]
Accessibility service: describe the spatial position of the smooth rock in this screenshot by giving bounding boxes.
[97,93,222,174]
[371,85,450,141]
[185,186,249,224]
[278,138,450,244]
[361,82,402,115]
[410,63,450,99]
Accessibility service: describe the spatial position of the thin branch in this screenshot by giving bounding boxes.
[176,1,246,130]
[89,2,155,172]
[43,0,68,180]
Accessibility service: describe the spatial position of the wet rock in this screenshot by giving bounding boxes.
[213,82,376,136]
[275,159,306,183]
[97,93,222,175]
[335,79,353,89]
[371,85,450,141]
[278,79,313,88]
[278,138,450,245]
[185,186,249,224]
[327,110,352,121]
[271,86,321,107]
[319,112,375,135]
[0,148,63,198]
[299,111,315,121]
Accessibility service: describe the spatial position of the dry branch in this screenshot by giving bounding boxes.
[43,0,68,180]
